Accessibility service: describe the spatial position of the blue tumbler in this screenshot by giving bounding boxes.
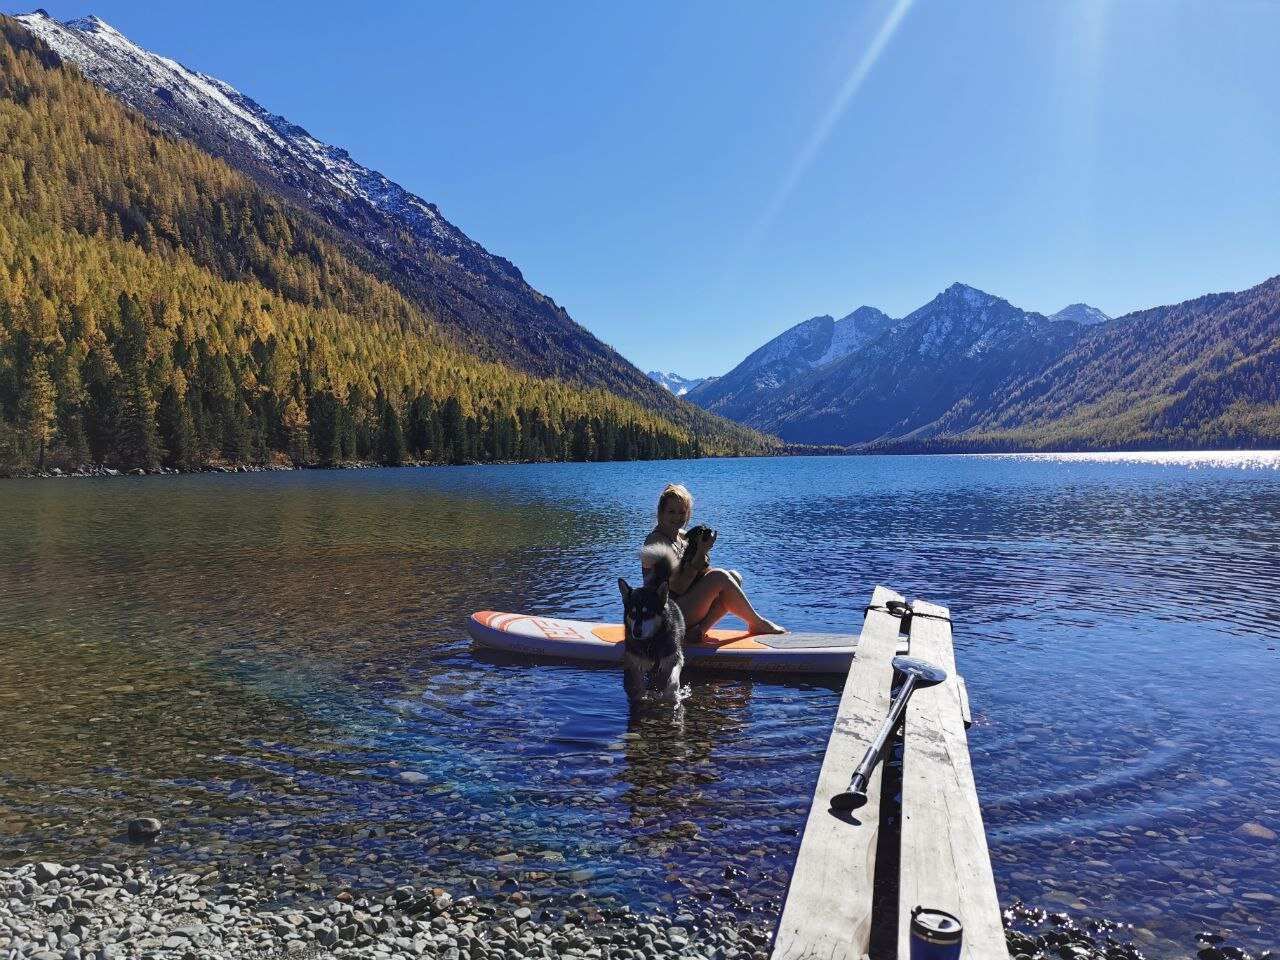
[909,906,963,960]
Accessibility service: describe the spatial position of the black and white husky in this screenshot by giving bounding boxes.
[617,544,685,703]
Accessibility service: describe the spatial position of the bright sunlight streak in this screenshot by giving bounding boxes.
[752,0,914,242]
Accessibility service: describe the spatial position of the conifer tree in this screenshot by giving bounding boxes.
[282,398,311,465]
[157,382,197,469]
[375,386,405,466]
[17,354,56,469]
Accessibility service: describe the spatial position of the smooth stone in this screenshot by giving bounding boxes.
[35,863,65,883]
[125,818,162,842]
[1235,822,1277,841]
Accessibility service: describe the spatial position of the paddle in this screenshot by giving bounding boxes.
[830,655,947,811]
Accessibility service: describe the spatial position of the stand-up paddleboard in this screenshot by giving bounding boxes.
[469,611,856,675]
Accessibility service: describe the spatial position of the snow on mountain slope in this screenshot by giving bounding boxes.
[646,371,710,396]
[744,283,1086,444]
[815,307,896,367]
[685,305,893,419]
[13,9,707,413]
[16,11,490,267]
[1050,303,1111,326]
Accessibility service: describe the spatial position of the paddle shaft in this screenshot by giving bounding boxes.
[830,672,919,811]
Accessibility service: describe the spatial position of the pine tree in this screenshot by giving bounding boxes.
[441,396,466,464]
[282,398,311,465]
[157,382,197,469]
[307,389,342,466]
[17,354,56,469]
[0,19,773,474]
[375,387,405,466]
[52,348,90,465]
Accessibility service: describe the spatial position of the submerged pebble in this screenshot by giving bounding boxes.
[1001,900,1276,960]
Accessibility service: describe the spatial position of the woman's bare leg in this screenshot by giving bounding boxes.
[678,569,784,635]
[685,594,728,644]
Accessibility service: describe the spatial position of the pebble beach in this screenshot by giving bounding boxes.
[3,859,1272,960]
[0,860,776,960]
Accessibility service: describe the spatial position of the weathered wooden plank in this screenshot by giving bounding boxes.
[770,585,904,960]
[956,675,972,728]
[897,599,1008,960]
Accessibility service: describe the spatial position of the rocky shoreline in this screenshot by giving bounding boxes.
[1,457,599,480]
[1,861,1272,960]
[0,861,775,960]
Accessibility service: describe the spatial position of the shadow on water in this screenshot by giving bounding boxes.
[1,457,1279,956]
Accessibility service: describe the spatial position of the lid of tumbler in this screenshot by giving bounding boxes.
[910,906,963,944]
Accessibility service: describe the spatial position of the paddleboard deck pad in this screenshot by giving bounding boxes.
[469,611,856,675]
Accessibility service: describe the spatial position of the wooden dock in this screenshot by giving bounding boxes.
[770,585,1008,960]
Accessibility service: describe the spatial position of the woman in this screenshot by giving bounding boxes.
[642,483,785,641]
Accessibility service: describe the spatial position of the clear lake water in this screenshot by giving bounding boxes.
[1,453,1277,956]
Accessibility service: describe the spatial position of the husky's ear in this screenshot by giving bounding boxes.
[617,578,632,601]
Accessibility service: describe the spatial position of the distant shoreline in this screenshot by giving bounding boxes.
[6,445,1280,481]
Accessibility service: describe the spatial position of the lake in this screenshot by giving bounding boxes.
[1,454,1277,957]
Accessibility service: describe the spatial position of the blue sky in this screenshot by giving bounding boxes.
[10,1,1280,377]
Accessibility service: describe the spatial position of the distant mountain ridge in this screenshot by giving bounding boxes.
[686,306,894,422]
[686,274,1280,451]
[11,9,742,439]
[907,275,1280,451]
[646,371,710,396]
[737,284,1083,444]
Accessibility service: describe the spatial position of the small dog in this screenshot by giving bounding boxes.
[678,524,717,587]
[617,544,685,702]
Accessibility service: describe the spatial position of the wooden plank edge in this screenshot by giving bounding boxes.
[896,599,1009,960]
[769,585,903,960]
[956,675,972,728]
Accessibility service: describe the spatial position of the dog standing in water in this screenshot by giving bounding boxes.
[617,544,685,702]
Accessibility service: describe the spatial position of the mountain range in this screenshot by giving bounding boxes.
[4,11,1277,463]
[687,277,1280,451]
[686,306,895,424]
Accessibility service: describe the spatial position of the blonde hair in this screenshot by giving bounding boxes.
[657,483,693,520]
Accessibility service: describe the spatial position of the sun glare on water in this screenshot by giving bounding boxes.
[969,450,1280,470]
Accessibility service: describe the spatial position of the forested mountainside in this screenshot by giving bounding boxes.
[11,11,687,409]
[891,275,1280,451]
[0,20,776,474]
[736,285,1082,445]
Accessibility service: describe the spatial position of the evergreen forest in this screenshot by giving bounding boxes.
[0,20,778,475]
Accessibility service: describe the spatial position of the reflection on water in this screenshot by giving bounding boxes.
[1,456,1278,956]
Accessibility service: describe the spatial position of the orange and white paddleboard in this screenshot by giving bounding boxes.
[468,611,856,675]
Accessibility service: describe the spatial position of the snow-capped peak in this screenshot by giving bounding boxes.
[65,14,121,35]
[646,371,709,396]
[941,282,1000,308]
[1050,303,1111,326]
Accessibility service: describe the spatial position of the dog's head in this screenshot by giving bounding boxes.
[686,524,717,552]
[618,578,669,642]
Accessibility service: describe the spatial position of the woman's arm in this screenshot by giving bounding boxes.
[667,561,700,596]
[667,534,709,595]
